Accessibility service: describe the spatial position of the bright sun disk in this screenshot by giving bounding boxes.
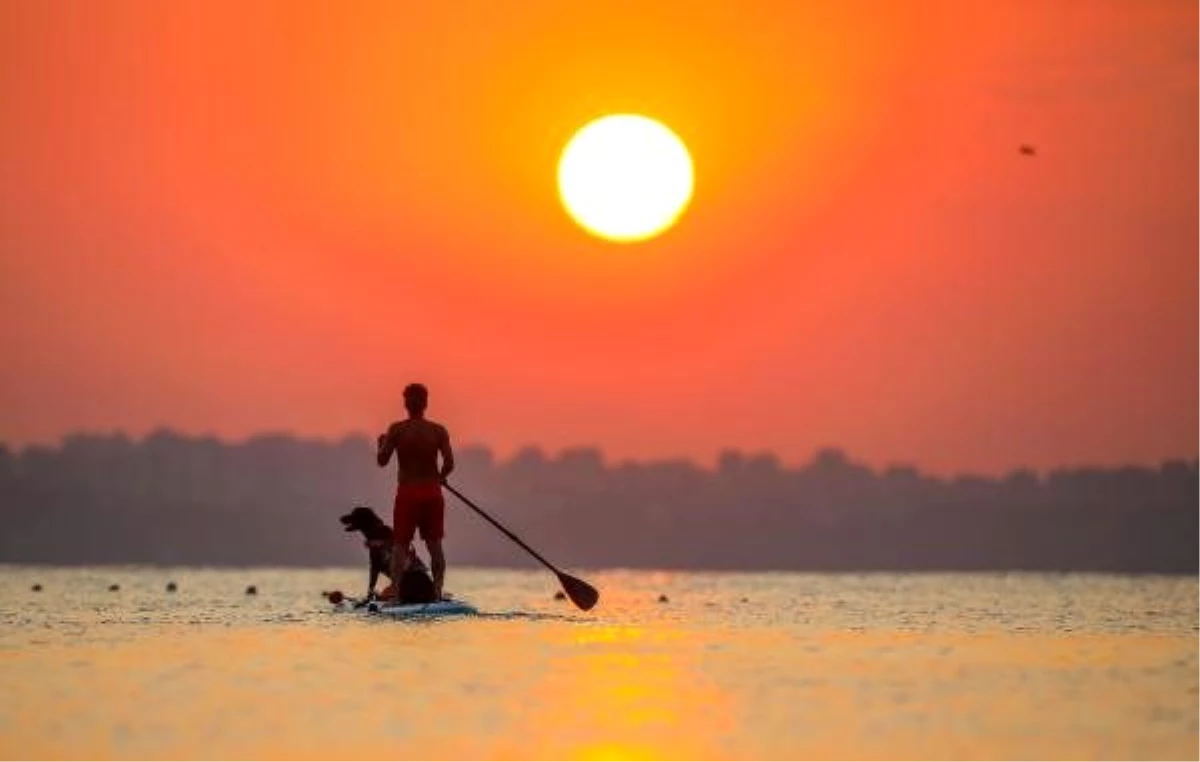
[557,114,694,243]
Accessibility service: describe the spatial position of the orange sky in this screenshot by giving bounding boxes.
[1,0,1196,475]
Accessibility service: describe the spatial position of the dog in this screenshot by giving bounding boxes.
[339,505,437,604]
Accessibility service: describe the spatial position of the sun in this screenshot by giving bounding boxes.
[557,114,694,243]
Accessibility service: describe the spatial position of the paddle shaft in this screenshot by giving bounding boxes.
[442,482,565,576]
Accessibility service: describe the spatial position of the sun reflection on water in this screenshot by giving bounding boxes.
[511,625,736,760]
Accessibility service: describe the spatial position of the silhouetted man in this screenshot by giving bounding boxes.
[376,383,455,600]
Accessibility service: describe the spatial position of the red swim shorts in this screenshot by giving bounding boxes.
[392,482,445,545]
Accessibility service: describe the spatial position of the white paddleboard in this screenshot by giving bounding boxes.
[332,597,478,619]
[368,599,478,618]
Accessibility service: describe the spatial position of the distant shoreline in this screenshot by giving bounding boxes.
[3,433,1196,575]
[2,429,1195,482]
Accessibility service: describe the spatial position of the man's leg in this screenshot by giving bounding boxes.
[420,490,447,600]
[390,488,417,602]
[426,540,446,600]
[389,544,412,600]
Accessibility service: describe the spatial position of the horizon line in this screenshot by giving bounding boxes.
[0,561,1195,577]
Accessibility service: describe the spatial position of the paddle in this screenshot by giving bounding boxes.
[442,482,600,611]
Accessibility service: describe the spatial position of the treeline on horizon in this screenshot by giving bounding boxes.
[0,430,1196,573]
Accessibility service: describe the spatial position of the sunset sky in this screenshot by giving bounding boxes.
[1,0,1196,475]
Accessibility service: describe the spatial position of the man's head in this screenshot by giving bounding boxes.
[403,383,429,415]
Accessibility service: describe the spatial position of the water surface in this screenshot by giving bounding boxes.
[1,567,1195,759]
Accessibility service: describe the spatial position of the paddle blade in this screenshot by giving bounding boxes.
[557,572,599,611]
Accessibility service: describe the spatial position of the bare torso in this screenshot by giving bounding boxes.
[384,418,448,484]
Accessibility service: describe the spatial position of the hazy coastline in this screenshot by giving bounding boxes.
[3,430,1194,573]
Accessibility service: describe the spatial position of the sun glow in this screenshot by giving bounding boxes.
[557,114,694,243]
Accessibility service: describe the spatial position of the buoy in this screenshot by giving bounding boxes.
[327,590,344,605]
[166,582,177,593]
[553,590,566,601]
[245,585,257,595]
[31,584,42,592]
[657,594,669,603]
[108,584,120,591]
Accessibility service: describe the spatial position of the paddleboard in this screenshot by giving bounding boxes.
[331,596,477,619]
[367,599,478,618]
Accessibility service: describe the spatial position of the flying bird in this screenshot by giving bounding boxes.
[1019,144,1037,156]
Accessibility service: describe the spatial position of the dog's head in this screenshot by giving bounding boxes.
[339,506,388,537]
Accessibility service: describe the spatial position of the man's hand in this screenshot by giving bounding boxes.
[376,431,393,467]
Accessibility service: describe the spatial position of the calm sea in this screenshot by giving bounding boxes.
[0,566,1195,760]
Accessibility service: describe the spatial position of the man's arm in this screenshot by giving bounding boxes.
[438,425,455,481]
[376,425,396,467]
